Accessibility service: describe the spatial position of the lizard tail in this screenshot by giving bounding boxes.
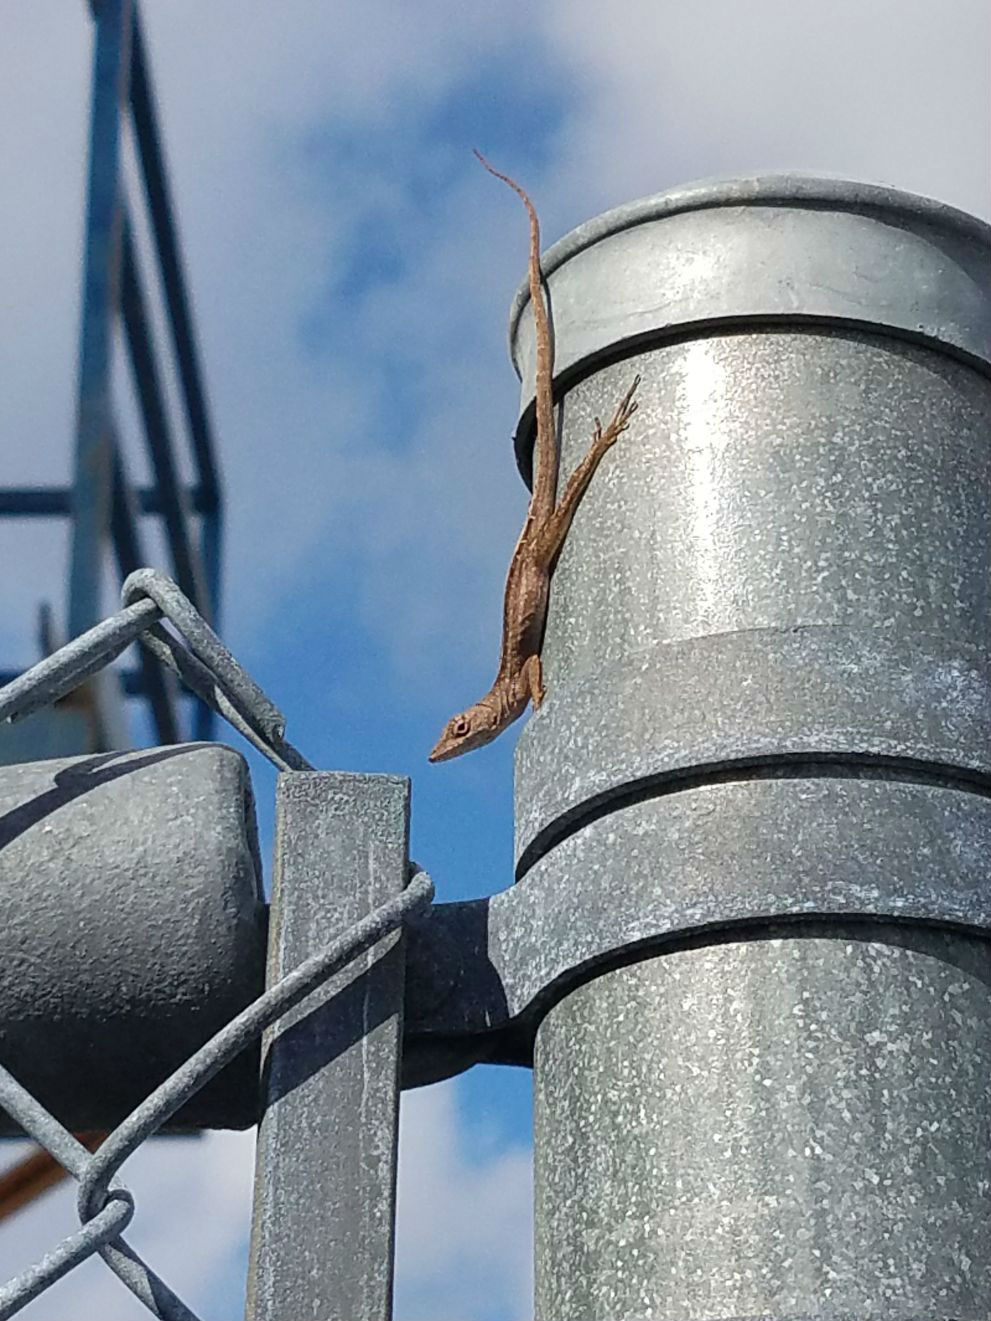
[472,149,545,339]
[473,148,556,518]
[473,149,540,239]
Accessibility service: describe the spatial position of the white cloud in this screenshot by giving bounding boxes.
[542,0,990,222]
[0,1131,254,1319]
[0,1079,532,1321]
[395,1082,533,1321]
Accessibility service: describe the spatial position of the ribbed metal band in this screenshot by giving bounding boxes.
[510,173,991,477]
[514,625,990,872]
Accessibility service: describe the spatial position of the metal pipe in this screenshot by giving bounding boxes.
[120,216,209,617]
[511,176,991,1318]
[68,0,133,639]
[129,5,222,513]
[0,744,265,1134]
[0,487,211,517]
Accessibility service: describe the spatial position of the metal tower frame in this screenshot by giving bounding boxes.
[0,0,222,745]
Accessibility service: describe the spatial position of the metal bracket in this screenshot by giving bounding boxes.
[402,773,991,1087]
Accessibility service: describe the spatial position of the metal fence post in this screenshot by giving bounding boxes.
[509,178,991,1318]
[246,773,410,1321]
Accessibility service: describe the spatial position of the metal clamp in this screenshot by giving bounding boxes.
[403,772,990,1086]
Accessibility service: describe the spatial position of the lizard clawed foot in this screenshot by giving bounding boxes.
[596,373,641,448]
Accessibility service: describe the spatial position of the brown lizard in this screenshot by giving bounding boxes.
[429,152,639,762]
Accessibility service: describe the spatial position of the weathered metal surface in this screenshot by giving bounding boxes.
[402,776,990,1082]
[515,623,990,870]
[247,773,410,1321]
[510,177,991,1316]
[514,330,991,865]
[0,781,428,1321]
[0,570,310,774]
[534,928,991,1320]
[0,744,264,1133]
[510,175,991,440]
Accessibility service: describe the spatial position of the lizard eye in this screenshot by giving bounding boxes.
[452,716,470,737]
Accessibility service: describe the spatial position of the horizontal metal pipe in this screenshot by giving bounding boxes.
[0,745,265,1133]
[0,486,215,517]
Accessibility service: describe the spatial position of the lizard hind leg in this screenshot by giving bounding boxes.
[522,653,546,710]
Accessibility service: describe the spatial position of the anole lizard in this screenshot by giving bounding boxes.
[429,153,639,762]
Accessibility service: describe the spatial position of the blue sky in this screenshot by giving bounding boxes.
[0,2,988,1318]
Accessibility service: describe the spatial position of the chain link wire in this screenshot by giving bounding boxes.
[0,570,435,1318]
[0,569,311,773]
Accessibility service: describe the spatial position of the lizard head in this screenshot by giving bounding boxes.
[429,703,502,762]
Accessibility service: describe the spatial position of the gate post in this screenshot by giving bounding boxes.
[510,177,991,1318]
[247,773,410,1321]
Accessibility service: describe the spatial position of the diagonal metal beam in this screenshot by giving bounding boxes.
[120,214,209,617]
[108,441,180,745]
[129,5,221,514]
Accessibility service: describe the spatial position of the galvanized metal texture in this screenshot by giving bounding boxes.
[509,178,991,1316]
[0,743,265,1134]
[510,174,991,450]
[76,870,432,1265]
[2,744,981,1100]
[514,332,991,867]
[0,597,158,726]
[402,774,990,1083]
[515,622,990,872]
[120,569,312,771]
[0,1055,190,1321]
[534,926,991,1320]
[0,569,311,774]
[248,774,411,1321]
[0,853,431,1319]
[0,564,325,1133]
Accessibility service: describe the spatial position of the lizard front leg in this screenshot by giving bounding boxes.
[534,375,640,570]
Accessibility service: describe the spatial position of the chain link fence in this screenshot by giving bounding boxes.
[0,568,433,1319]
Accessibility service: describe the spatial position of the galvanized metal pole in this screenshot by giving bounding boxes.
[510,178,991,1319]
[246,773,410,1321]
